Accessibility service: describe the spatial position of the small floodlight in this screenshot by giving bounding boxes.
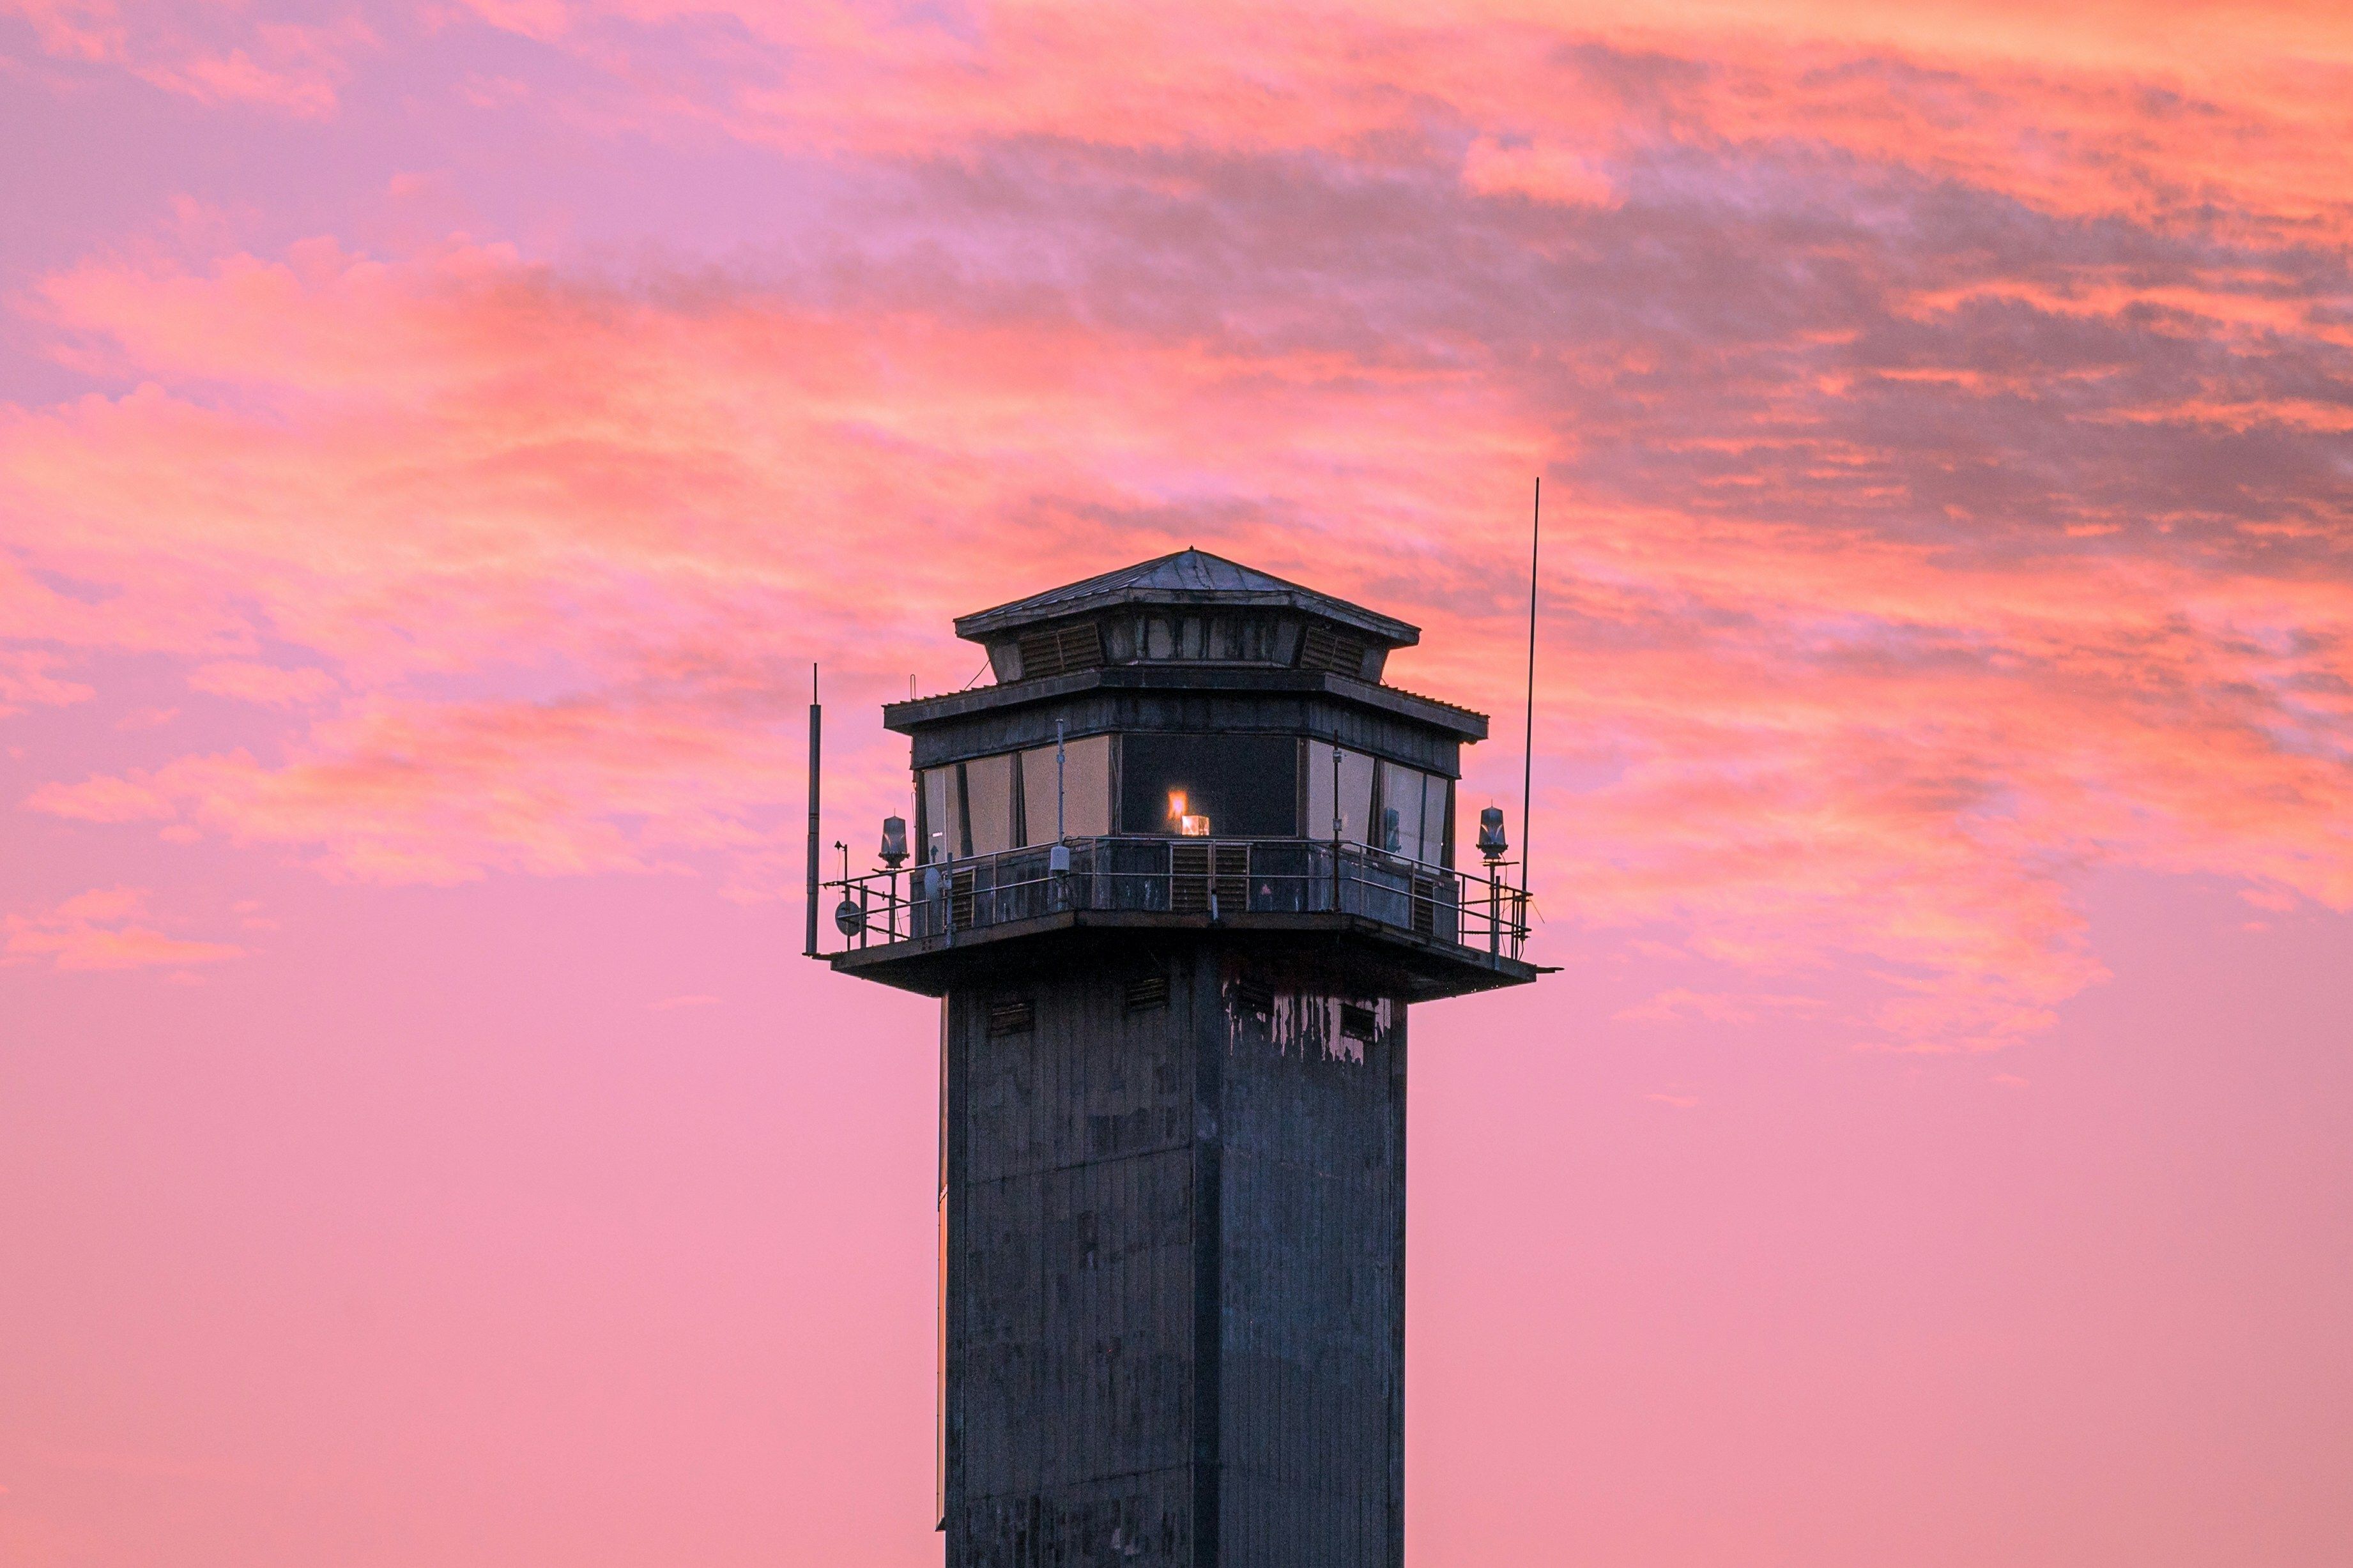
[1476,807,1508,862]
[878,815,908,869]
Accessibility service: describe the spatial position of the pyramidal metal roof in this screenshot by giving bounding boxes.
[953,548,1420,647]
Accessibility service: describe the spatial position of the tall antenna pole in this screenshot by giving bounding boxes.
[1521,476,1540,898]
[804,662,822,959]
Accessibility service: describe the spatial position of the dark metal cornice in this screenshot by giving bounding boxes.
[884,664,1489,741]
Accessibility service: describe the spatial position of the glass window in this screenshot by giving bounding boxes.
[1423,773,1452,867]
[1380,760,1425,862]
[1019,735,1112,841]
[1305,741,1377,845]
[1121,733,1298,836]
[1018,747,1049,846]
[965,753,1016,856]
[920,767,958,862]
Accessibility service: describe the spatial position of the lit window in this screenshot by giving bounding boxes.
[1169,789,1212,835]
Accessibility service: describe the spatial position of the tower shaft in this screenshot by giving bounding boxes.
[942,943,1405,1567]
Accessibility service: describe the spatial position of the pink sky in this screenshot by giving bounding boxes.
[3,3,2349,1563]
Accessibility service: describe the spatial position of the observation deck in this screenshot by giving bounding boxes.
[826,833,1537,1003]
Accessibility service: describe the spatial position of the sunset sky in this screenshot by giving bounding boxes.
[3,2,2350,1563]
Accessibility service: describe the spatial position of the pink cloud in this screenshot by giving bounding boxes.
[4,0,121,61]
[186,660,339,706]
[1,1,376,115]
[1462,139,1619,209]
[0,647,92,713]
[1616,989,1832,1027]
[27,771,176,822]
[2,885,242,971]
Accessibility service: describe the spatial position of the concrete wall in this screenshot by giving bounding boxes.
[943,942,1405,1568]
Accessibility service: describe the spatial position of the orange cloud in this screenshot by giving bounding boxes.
[1,886,242,971]
[440,1,2353,240]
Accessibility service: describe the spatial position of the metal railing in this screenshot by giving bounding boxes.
[824,836,1529,963]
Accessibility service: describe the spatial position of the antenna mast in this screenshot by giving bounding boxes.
[1521,476,1540,898]
[804,662,822,959]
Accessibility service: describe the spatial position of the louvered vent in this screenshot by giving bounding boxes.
[1124,975,1169,1014]
[1170,841,1212,915]
[986,997,1036,1037]
[1015,621,1105,680]
[1298,623,1368,676]
[1339,1003,1377,1042]
[1214,844,1249,913]
[1234,980,1274,1017]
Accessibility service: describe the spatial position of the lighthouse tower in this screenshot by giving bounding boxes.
[820,549,1537,1567]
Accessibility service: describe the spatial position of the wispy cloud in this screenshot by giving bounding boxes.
[2,887,241,971]
[1,1,377,115]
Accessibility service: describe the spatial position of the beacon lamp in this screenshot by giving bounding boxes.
[873,816,908,942]
[1476,806,1509,863]
[1477,805,1510,957]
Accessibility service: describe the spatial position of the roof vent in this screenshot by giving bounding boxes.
[1124,975,1169,1014]
[986,997,1036,1037]
[1299,623,1368,677]
[1016,621,1105,680]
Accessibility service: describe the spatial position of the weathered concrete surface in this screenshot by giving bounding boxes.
[942,940,1405,1568]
